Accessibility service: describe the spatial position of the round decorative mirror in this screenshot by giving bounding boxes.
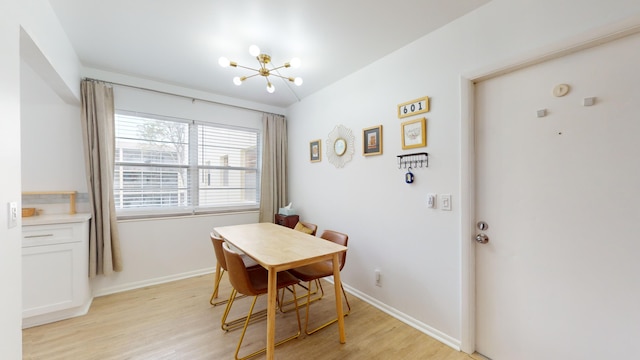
[334,138,347,156]
[326,125,354,168]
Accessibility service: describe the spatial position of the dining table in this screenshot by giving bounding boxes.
[213,222,347,360]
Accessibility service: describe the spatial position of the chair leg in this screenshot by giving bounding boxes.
[221,288,238,331]
[211,267,249,308]
[278,279,322,313]
[304,281,351,335]
[210,265,226,306]
[221,288,269,332]
[234,286,302,360]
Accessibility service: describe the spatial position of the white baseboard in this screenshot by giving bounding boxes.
[22,297,94,329]
[92,267,216,297]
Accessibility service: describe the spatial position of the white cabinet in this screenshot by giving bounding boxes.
[22,214,92,328]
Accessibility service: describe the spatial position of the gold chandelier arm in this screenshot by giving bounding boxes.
[268,73,295,82]
[242,73,262,81]
[269,64,289,72]
[234,64,261,72]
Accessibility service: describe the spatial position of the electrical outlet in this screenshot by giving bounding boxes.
[375,269,381,287]
[8,202,18,228]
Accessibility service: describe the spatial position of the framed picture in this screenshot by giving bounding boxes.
[397,96,429,119]
[363,125,382,156]
[401,118,427,149]
[309,139,322,162]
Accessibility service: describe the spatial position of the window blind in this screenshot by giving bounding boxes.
[114,112,260,216]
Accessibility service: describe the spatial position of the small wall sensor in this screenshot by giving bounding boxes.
[583,97,596,106]
[537,109,547,118]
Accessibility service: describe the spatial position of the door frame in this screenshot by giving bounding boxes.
[458,18,640,354]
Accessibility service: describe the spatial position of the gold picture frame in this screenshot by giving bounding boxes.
[397,96,429,119]
[401,118,427,150]
[309,139,321,162]
[363,125,383,156]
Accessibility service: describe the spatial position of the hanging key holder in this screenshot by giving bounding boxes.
[397,152,428,184]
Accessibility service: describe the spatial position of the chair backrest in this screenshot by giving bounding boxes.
[298,221,318,236]
[319,230,348,270]
[222,242,258,296]
[210,232,228,271]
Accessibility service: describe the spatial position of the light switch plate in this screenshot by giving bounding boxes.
[440,194,452,211]
[8,202,18,228]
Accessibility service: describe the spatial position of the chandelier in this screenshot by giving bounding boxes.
[218,45,303,94]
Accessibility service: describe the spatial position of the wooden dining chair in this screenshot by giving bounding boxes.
[222,242,302,360]
[287,229,351,335]
[210,232,260,306]
[279,221,321,312]
[210,233,264,331]
[293,221,318,236]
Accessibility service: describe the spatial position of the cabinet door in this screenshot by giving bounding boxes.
[22,242,83,318]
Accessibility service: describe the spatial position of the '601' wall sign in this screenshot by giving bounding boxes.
[397,96,429,119]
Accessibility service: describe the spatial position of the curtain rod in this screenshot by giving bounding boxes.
[83,77,284,116]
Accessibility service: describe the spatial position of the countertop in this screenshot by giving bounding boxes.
[22,213,92,226]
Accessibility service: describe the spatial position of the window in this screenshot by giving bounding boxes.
[114,112,260,216]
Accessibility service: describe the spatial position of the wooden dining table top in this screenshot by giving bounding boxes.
[214,222,347,271]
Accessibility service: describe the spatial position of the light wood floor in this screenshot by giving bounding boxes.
[23,274,476,360]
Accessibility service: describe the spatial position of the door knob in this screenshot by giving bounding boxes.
[475,233,489,244]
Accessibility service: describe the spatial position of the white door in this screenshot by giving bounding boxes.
[474,32,640,359]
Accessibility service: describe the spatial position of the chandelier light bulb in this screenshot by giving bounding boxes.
[218,57,230,68]
[249,45,261,57]
[289,57,301,68]
[266,83,275,93]
[233,77,242,86]
[294,77,303,86]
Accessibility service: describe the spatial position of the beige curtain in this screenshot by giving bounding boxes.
[80,79,123,277]
[259,113,288,223]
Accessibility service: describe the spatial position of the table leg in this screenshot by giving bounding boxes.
[333,253,346,343]
[266,267,277,360]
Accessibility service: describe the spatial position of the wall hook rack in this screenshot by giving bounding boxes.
[397,152,428,169]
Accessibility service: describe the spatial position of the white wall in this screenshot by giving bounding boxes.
[286,0,640,350]
[19,1,80,102]
[112,84,268,130]
[83,68,288,117]
[21,60,84,193]
[91,212,259,295]
[0,1,24,358]
[1,0,80,357]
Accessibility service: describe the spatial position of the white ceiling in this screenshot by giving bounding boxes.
[49,0,490,108]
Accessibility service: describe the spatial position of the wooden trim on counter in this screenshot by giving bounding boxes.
[22,191,77,214]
